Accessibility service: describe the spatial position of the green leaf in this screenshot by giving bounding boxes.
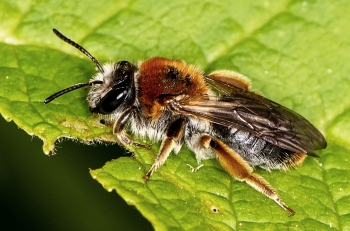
[1,0,349,230]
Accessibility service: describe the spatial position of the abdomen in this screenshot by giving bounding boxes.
[211,123,304,170]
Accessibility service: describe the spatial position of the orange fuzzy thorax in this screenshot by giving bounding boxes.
[138,57,209,118]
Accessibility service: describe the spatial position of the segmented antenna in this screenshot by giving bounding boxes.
[44,29,105,104]
[52,28,104,73]
[44,80,103,104]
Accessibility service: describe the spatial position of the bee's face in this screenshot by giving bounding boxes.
[88,61,137,115]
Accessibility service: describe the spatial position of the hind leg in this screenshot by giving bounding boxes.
[200,134,295,216]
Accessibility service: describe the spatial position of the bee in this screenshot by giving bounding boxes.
[45,29,327,216]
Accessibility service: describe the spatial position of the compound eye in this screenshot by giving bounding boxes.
[98,88,128,114]
[118,61,130,66]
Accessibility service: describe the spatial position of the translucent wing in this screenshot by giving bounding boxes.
[172,75,327,156]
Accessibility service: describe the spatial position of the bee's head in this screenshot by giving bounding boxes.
[87,61,137,114]
[44,29,137,115]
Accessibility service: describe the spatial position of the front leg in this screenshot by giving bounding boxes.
[144,117,187,181]
[113,106,150,149]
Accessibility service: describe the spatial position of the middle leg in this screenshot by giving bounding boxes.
[144,117,187,181]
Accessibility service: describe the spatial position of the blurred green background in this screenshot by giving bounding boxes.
[0,118,153,230]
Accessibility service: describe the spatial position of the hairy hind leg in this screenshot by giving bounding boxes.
[200,134,295,216]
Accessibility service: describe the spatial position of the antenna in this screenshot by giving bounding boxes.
[52,28,104,73]
[44,29,105,104]
[44,80,103,104]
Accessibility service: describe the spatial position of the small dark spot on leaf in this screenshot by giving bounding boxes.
[210,205,220,213]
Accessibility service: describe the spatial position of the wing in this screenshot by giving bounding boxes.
[171,75,327,156]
